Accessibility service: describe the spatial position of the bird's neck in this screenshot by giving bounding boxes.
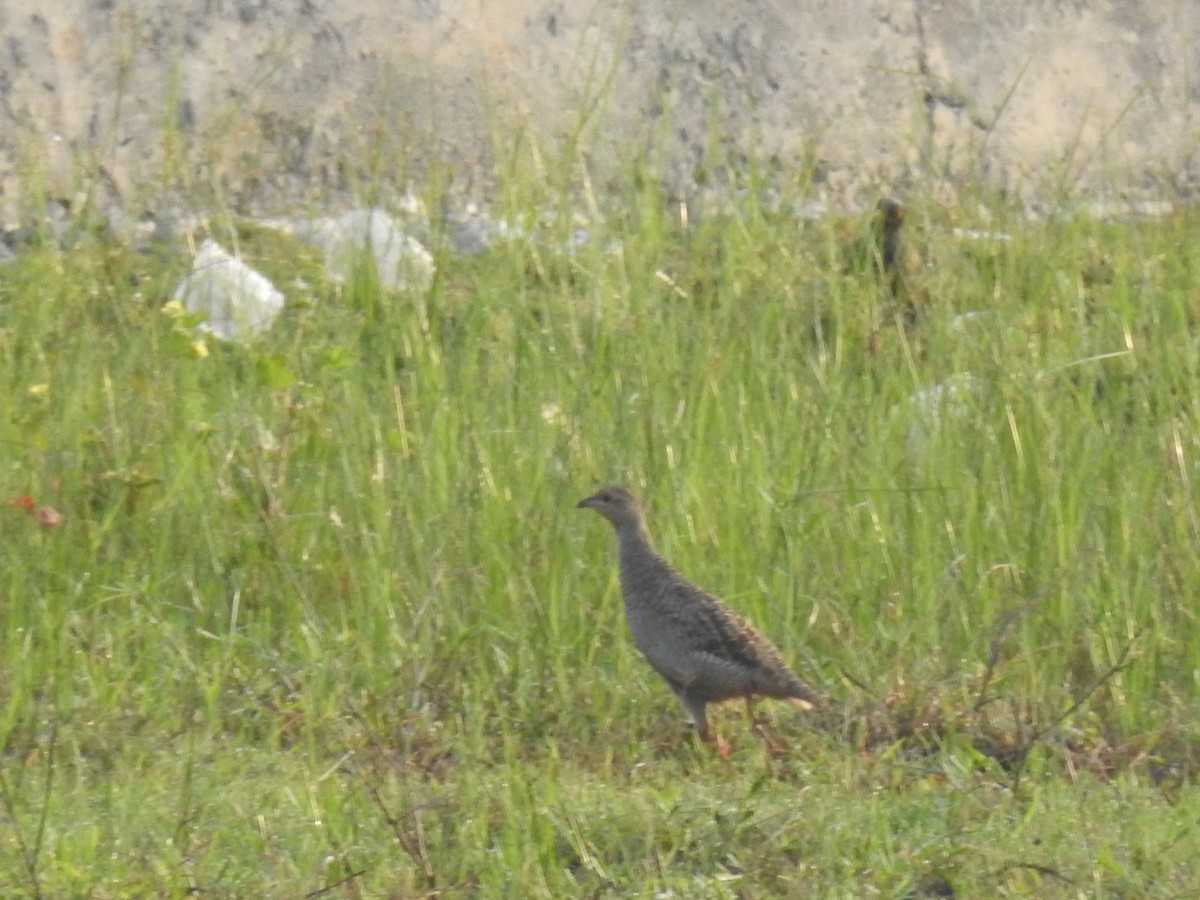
[616,522,670,584]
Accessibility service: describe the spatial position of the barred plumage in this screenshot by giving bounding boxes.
[577,486,822,740]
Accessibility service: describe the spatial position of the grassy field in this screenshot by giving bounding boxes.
[2,177,1200,898]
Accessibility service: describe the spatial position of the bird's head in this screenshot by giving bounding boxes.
[576,485,643,530]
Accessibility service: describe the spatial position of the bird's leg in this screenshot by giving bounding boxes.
[745,697,774,735]
[676,691,715,746]
[677,692,731,757]
[745,697,761,728]
[746,698,789,755]
[693,722,731,758]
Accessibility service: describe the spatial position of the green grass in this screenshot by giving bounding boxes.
[2,184,1200,897]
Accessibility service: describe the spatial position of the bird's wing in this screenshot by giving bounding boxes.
[658,579,794,684]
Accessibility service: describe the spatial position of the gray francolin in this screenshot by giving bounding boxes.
[577,486,823,745]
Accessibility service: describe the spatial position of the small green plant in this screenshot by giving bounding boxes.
[1,150,1199,896]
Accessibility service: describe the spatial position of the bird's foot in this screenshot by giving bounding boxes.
[695,726,732,758]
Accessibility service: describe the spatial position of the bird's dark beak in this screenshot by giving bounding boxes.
[576,495,596,509]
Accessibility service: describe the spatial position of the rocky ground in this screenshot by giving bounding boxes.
[0,1,1196,228]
